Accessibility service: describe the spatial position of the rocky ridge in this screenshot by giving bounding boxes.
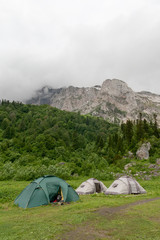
[26,79,160,124]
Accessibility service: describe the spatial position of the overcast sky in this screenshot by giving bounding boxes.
[0,0,160,101]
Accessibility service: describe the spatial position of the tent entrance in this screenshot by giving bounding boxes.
[95,183,101,193]
[46,183,60,202]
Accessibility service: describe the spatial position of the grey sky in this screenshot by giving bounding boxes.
[0,0,160,101]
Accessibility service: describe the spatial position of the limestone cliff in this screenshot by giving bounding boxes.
[26,79,160,124]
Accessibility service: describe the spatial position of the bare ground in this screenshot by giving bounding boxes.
[59,197,160,240]
[96,197,160,216]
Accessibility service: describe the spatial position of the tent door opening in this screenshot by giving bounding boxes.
[46,183,60,202]
[95,183,101,193]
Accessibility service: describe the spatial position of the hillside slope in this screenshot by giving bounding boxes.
[0,101,160,181]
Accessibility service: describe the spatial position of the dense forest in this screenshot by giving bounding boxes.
[0,100,160,180]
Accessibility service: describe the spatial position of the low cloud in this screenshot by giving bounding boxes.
[0,0,160,101]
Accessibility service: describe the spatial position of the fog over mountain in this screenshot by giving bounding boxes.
[0,0,160,101]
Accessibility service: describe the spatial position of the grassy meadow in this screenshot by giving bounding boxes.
[0,177,160,240]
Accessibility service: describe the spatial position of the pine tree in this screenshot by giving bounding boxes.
[125,120,133,144]
[153,114,159,138]
[136,112,144,141]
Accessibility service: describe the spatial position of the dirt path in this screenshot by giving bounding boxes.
[96,197,160,216]
[60,197,160,240]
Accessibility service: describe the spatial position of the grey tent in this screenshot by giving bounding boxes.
[76,178,107,195]
[105,176,146,195]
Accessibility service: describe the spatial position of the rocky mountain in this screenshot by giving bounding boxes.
[26,79,160,124]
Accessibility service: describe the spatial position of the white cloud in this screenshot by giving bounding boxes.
[0,0,160,101]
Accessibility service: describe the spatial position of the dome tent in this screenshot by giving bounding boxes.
[105,176,146,195]
[76,178,107,195]
[14,175,79,208]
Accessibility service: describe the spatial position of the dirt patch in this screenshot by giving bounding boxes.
[150,216,160,224]
[96,197,160,217]
[59,197,160,240]
[60,224,110,240]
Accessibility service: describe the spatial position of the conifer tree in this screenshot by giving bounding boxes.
[125,120,133,144]
[153,114,159,138]
[136,112,144,141]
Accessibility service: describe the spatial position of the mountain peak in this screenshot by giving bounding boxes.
[26,78,160,124]
[101,79,133,96]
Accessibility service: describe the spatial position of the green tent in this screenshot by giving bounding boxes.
[14,175,79,208]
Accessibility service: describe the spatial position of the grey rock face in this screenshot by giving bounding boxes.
[26,79,160,124]
[136,142,151,160]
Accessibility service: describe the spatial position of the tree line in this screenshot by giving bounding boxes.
[0,100,159,180]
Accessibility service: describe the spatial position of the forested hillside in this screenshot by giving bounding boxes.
[0,100,160,180]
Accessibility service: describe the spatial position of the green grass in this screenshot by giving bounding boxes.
[0,177,160,240]
[94,199,160,240]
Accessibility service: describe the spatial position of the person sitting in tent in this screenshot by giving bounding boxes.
[53,194,62,203]
[52,187,64,205]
